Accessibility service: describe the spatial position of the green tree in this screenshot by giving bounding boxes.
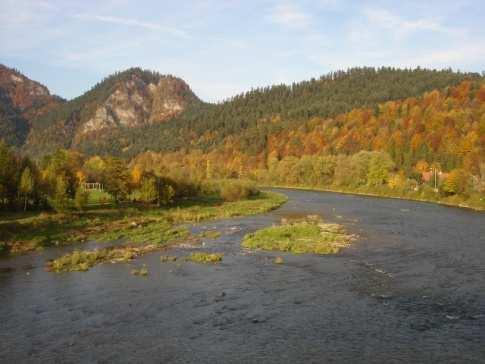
[159,184,175,206]
[74,187,89,211]
[19,166,34,211]
[103,157,130,203]
[51,175,69,212]
[367,152,395,186]
[139,176,157,203]
[0,141,17,207]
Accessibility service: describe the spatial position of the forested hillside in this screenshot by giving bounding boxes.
[74,67,479,157]
[23,68,200,156]
[0,64,63,147]
[0,89,29,146]
[1,65,484,209]
[129,80,485,208]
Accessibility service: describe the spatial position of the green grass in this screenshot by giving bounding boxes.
[47,245,162,273]
[266,184,485,211]
[187,252,223,264]
[242,216,354,255]
[198,230,221,239]
[0,191,287,256]
[87,190,114,205]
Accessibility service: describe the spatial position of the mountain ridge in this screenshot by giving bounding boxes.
[0,64,482,159]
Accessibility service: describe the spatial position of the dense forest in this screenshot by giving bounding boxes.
[127,80,485,208]
[0,89,29,146]
[74,67,480,157]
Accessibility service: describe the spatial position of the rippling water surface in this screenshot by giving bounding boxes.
[1,189,484,363]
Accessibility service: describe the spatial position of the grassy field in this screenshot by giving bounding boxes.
[0,191,287,256]
[242,215,354,255]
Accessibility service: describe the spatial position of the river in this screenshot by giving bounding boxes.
[1,188,484,363]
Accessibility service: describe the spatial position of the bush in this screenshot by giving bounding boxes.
[74,188,89,211]
[219,180,259,202]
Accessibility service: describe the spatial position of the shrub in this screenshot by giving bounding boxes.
[74,188,89,211]
[219,180,259,202]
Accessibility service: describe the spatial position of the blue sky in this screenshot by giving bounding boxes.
[1,0,484,102]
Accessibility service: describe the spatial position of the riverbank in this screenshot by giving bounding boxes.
[0,191,287,256]
[263,184,485,212]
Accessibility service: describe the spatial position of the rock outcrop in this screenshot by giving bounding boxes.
[80,71,197,135]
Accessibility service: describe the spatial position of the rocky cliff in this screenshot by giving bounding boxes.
[79,72,195,135]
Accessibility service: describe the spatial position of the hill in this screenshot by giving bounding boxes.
[23,67,201,156]
[0,64,63,147]
[73,67,480,157]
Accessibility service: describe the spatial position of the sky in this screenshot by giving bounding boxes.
[1,0,484,102]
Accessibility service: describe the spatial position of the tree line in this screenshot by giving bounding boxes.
[0,143,185,212]
[0,141,261,213]
[74,67,480,158]
[125,80,485,208]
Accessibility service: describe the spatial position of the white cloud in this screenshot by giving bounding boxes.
[363,8,464,38]
[400,45,485,68]
[73,14,189,38]
[267,3,311,29]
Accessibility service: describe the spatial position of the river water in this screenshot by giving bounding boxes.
[1,188,484,363]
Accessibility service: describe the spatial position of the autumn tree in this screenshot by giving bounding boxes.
[442,169,468,195]
[19,166,34,211]
[51,175,69,212]
[103,157,130,203]
[139,175,157,203]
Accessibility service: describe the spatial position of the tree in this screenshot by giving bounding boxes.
[51,175,69,212]
[103,157,130,203]
[19,167,34,211]
[334,155,361,187]
[74,187,89,211]
[442,169,468,195]
[159,184,175,206]
[0,141,17,207]
[83,156,106,182]
[139,176,157,203]
[367,152,395,186]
